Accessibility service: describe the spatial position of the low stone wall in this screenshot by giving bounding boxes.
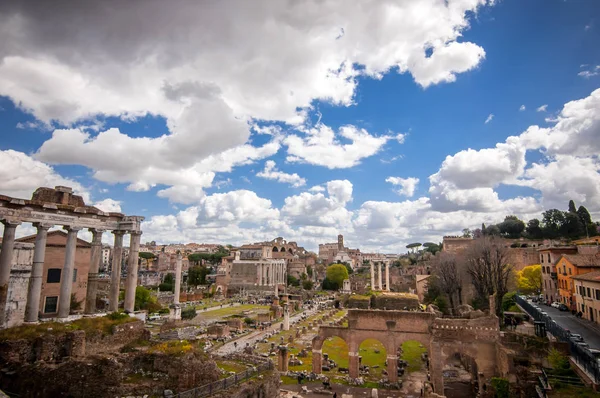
[159,325,203,341]
[372,293,419,310]
[347,295,371,309]
[86,321,150,355]
[211,371,280,398]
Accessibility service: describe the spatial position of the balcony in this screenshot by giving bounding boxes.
[550,272,557,279]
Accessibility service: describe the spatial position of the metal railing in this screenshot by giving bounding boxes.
[175,360,274,398]
[516,295,600,384]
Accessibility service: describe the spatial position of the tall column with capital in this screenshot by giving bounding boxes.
[370,262,375,290]
[385,263,390,291]
[109,231,125,312]
[85,229,104,314]
[0,220,21,326]
[378,263,383,291]
[58,226,81,318]
[173,253,182,304]
[25,223,52,322]
[124,231,142,313]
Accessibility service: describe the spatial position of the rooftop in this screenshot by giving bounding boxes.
[572,270,600,282]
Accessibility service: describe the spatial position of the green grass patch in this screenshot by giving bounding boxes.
[359,339,387,379]
[401,341,427,372]
[506,304,522,313]
[216,360,248,374]
[550,385,600,397]
[281,375,298,385]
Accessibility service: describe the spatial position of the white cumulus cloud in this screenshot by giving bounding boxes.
[385,177,420,197]
[256,160,306,187]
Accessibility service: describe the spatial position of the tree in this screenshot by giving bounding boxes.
[577,205,592,225]
[302,280,314,290]
[188,266,209,287]
[431,252,462,314]
[484,224,501,236]
[159,273,175,292]
[560,211,585,239]
[516,264,542,294]
[462,228,473,238]
[139,252,156,260]
[323,264,349,290]
[465,237,513,317]
[423,242,442,255]
[287,274,300,287]
[525,218,543,239]
[406,243,422,253]
[498,215,525,239]
[542,209,565,238]
[306,265,313,278]
[568,199,577,213]
[181,307,197,320]
[134,286,161,312]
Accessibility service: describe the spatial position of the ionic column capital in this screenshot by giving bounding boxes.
[129,230,143,236]
[33,222,53,230]
[89,228,104,244]
[1,219,21,228]
[112,230,126,237]
[63,225,82,233]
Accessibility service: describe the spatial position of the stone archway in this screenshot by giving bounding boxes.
[313,309,500,394]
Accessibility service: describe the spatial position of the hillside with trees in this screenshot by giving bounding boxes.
[466,200,598,241]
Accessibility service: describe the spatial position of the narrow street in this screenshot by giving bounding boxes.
[532,304,600,350]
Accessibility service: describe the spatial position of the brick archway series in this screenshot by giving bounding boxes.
[312,309,500,394]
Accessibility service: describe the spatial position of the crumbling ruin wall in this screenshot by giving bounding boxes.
[346,295,371,309]
[372,293,420,310]
[85,321,150,355]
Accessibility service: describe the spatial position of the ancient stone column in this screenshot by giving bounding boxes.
[0,220,21,326]
[109,231,125,312]
[174,253,182,304]
[124,231,142,313]
[283,303,290,331]
[385,263,390,292]
[25,223,52,322]
[84,229,104,314]
[262,263,266,286]
[58,226,81,318]
[377,263,383,291]
[257,263,262,285]
[387,354,398,382]
[349,351,360,379]
[370,262,375,290]
[312,349,322,374]
[278,345,289,372]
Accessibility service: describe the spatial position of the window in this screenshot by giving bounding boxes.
[542,266,546,274]
[547,254,551,262]
[596,289,600,300]
[541,254,544,263]
[73,269,78,283]
[548,266,551,274]
[44,296,58,313]
[568,268,572,275]
[588,287,591,297]
[563,265,567,275]
[47,269,61,283]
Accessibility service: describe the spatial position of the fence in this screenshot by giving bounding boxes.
[175,360,274,398]
[516,295,600,384]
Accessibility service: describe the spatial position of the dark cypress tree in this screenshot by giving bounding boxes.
[577,205,592,225]
[568,199,577,213]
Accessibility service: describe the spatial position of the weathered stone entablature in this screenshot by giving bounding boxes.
[0,186,144,328]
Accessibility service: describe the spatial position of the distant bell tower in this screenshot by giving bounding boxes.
[338,234,344,250]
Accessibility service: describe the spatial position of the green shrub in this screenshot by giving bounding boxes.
[502,292,517,312]
[158,308,170,314]
[106,311,129,321]
[491,377,509,398]
[181,307,197,320]
[548,348,570,371]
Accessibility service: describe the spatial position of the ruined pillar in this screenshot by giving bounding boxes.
[370,262,375,290]
[283,303,290,331]
[124,231,142,313]
[429,341,444,394]
[387,354,398,382]
[58,226,81,318]
[262,263,266,286]
[174,253,182,304]
[0,220,20,326]
[109,231,124,312]
[278,345,289,372]
[385,263,390,291]
[377,263,382,291]
[349,351,360,379]
[25,223,52,322]
[312,349,322,374]
[84,229,104,314]
[257,263,262,285]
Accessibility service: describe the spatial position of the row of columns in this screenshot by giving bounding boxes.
[370,262,390,291]
[0,219,142,326]
[257,262,286,286]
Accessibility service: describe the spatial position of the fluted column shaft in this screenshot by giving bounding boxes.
[58,226,81,318]
[84,229,104,314]
[174,253,182,304]
[124,231,142,313]
[109,231,125,312]
[377,263,383,291]
[25,223,52,322]
[0,220,21,326]
[385,263,390,291]
[370,262,375,290]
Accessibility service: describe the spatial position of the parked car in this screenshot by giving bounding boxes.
[551,302,561,308]
[558,304,569,311]
[587,349,600,359]
[578,342,590,350]
[569,333,584,342]
[540,311,549,317]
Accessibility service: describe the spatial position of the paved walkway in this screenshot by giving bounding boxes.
[213,306,320,356]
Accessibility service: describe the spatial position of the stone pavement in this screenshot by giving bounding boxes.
[281,382,418,398]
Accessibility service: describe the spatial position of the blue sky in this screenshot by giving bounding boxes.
[0,0,599,252]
